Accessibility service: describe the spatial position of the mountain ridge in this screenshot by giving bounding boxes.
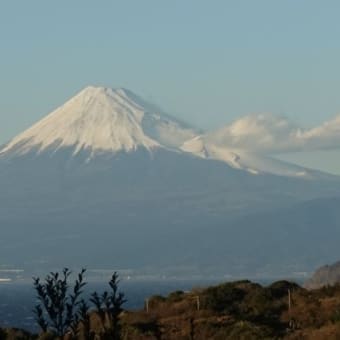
[0,85,336,179]
[0,86,340,275]
[0,86,197,158]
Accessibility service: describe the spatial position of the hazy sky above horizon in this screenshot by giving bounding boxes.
[1,1,340,173]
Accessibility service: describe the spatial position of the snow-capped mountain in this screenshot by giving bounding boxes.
[1,86,340,277]
[181,135,311,177]
[0,88,331,179]
[0,86,196,158]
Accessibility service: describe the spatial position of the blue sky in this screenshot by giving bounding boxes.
[1,1,340,173]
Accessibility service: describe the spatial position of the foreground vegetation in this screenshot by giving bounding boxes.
[3,272,340,339]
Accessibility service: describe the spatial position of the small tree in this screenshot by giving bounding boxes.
[77,299,91,340]
[90,272,126,340]
[33,268,87,338]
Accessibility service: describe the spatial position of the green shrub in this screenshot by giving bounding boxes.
[202,282,246,313]
[167,290,184,302]
[267,280,300,299]
[331,307,340,323]
[33,268,87,337]
[90,272,126,340]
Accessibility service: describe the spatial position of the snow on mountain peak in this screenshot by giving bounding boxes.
[0,86,197,157]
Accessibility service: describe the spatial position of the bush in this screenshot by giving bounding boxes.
[267,280,301,299]
[202,282,246,313]
[33,269,126,340]
[33,268,87,338]
[90,272,126,340]
[167,290,184,302]
[148,295,166,309]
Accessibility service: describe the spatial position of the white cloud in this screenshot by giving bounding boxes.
[301,115,340,150]
[197,113,340,154]
[204,113,303,154]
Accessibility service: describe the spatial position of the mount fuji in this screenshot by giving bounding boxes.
[1,86,329,179]
[0,86,196,157]
[0,86,340,277]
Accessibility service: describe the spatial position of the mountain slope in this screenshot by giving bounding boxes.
[304,261,340,289]
[1,87,331,179]
[1,86,340,277]
[0,86,197,158]
[1,149,339,274]
[181,135,329,178]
